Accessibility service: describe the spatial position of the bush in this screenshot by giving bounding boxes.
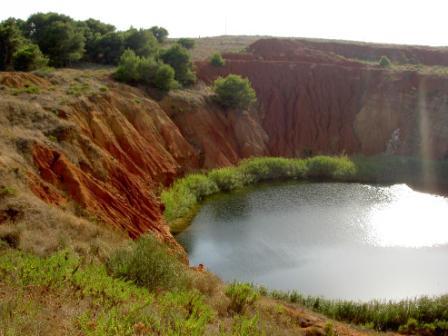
[208,167,246,192]
[12,43,48,71]
[24,13,85,67]
[213,74,257,109]
[107,235,187,291]
[149,26,168,43]
[379,55,392,68]
[161,44,196,86]
[123,28,158,58]
[306,156,357,179]
[210,52,225,67]
[225,282,259,314]
[113,49,140,82]
[177,37,195,49]
[240,157,307,183]
[114,49,177,91]
[153,63,177,91]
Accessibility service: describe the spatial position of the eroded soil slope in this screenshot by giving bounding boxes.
[197,38,448,160]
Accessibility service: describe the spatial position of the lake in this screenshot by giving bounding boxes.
[176,182,448,300]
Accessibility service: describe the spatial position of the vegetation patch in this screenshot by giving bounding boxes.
[213,74,257,109]
[265,287,448,334]
[107,234,188,291]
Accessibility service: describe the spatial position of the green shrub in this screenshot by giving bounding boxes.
[379,55,392,68]
[114,49,177,91]
[225,282,259,314]
[114,49,141,82]
[177,37,195,50]
[306,156,356,179]
[153,63,177,91]
[160,44,196,86]
[266,287,448,333]
[210,52,225,67]
[12,43,48,71]
[24,13,85,67]
[208,167,246,192]
[107,235,187,291]
[240,157,306,183]
[213,74,256,109]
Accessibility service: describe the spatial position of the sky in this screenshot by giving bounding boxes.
[1,0,447,46]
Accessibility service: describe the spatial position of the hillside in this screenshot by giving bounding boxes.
[2,36,448,334]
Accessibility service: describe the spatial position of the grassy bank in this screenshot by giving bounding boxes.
[162,156,357,232]
[263,288,448,334]
[0,240,343,336]
[162,155,448,232]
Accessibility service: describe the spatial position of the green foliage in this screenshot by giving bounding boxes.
[239,157,307,183]
[107,235,188,291]
[86,31,124,65]
[0,249,218,335]
[0,18,46,71]
[264,287,448,333]
[66,82,90,96]
[124,28,158,58]
[208,167,246,191]
[230,315,262,336]
[78,18,116,62]
[114,49,140,82]
[305,156,357,179]
[24,13,85,67]
[149,26,169,43]
[225,282,259,314]
[12,43,48,71]
[178,37,195,49]
[153,63,177,91]
[0,18,25,70]
[161,44,196,86]
[210,52,225,67]
[114,49,177,91]
[0,186,17,197]
[213,74,257,109]
[11,84,40,95]
[379,55,392,68]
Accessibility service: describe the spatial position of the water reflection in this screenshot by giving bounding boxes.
[176,182,448,300]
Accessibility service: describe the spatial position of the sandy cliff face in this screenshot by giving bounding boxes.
[196,39,448,160]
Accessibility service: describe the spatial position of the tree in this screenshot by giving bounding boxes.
[88,32,124,64]
[210,52,225,67]
[149,26,168,43]
[177,38,195,50]
[12,43,48,71]
[114,49,177,92]
[124,28,158,58]
[0,19,23,70]
[78,18,116,62]
[24,13,85,67]
[154,64,176,91]
[213,74,257,109]
[160,44,196,86]
[114,49,141,82]
[379,55,392,68]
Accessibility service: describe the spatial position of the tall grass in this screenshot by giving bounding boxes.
[265,288,448,333]
[162,156,357,230]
